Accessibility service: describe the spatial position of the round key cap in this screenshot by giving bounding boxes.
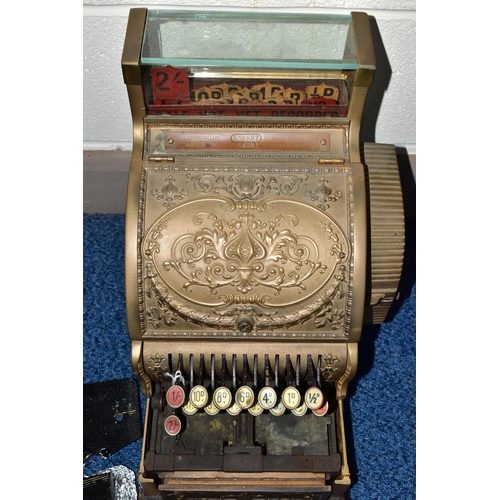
[166,385,185,409]
[190,385,209,408]
[204,399,220,416]
[312,400,329,417]
[235,386,254,410]
[305,387,324,410]
[291,401,308,417]
[282,386,301,410]
[258,386,277,410]
[248,402,263,416]
[269,399,286,417]
[226,401,242,416]
[182,399,198,415]
[213,386,232,410]
[164,415,182,436]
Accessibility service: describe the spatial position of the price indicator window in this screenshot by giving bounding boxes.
[138,10,360,117]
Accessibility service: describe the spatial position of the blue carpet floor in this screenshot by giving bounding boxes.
[83,213,416,499]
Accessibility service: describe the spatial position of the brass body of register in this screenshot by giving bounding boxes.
[121,9,405,499]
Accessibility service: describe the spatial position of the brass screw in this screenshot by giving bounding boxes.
[237,316,254,333]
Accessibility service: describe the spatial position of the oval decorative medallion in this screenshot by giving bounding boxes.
[142,196,350,328]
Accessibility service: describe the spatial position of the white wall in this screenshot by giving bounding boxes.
[83,0,416,154]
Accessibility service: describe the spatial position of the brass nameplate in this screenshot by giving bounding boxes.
[151,130,330,152]
[145,124,348,158]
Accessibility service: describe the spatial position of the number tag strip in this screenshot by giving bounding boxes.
[184,81,340,105]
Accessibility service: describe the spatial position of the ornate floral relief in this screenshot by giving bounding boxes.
[143,218,170,260]
[151,176,188,209]
[163,210,326,297]
[314,306,345,330]
[146,307,177,329]
[306,177,343,211]
[214,304,278,319]
[187,172,307,200]
[146,352,169,380]
[321,353,341,382]
[139,168,352,334]
[144,263,178,329]
[320,221,347,259]
[312,265,348,331]
[140,256,349,333]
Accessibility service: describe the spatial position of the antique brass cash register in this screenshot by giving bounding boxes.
[121,8,405,499]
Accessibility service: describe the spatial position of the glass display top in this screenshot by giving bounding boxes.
[141,10,359,70]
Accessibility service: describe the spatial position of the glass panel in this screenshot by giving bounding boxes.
[141,10,358,70]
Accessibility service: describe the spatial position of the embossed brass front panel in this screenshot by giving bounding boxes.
[140,160,352,340]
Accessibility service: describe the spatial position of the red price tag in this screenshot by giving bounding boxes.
[312,400,329,417]
[166,385,185,408]
[152,66,190,103]
[164,415,182,436]
[301,97,338,106]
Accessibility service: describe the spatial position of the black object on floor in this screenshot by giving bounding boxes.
[83,472,114,500]
[83,378,142,463]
